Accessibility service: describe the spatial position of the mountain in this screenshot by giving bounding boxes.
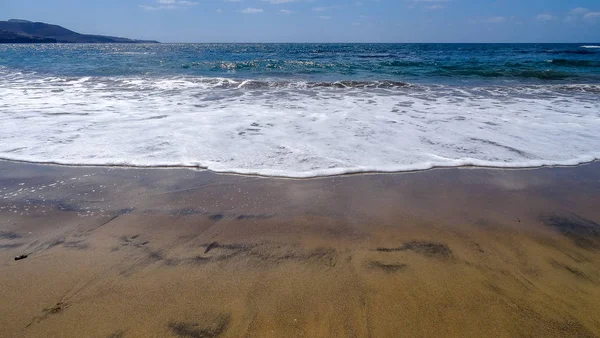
[0,30,57,43]
[0,19,159,43]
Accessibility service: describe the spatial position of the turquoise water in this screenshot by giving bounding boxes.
[1,43,599,84]
[0,43,599,177]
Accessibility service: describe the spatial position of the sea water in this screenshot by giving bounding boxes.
[0,43,599,177]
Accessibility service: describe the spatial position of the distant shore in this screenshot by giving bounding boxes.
[1,160,599,337]
[0,19,159,44]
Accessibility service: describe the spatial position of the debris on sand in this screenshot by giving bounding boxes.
[14,254,28,261]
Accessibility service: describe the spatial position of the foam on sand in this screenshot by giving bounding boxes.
[1,69,599,177]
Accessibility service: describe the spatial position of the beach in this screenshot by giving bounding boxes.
[0,160,599,337]
[1,14,600,338]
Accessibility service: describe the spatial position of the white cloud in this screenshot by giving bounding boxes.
[535,13,555,22]
[484,16,505,23]
[312,5,343,12]
[140,5,171,10]
[565,7,591,22]
[262,0,298,3]
[240,7,264,14]
[140,0,197,10]
[564,7,600,23]
[584,12,600,20]
[570,7,590,15]
[411,0,449,11]
[279,9,293,14]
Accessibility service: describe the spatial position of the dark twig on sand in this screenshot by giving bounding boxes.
[14,254,28,261]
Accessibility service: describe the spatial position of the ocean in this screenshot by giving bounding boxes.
[0,43,599,177]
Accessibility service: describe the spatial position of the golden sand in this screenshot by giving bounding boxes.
[0,161,599,337]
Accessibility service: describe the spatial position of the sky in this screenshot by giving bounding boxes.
[1,0,600,43]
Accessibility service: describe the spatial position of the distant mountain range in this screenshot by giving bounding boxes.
[0,19,159,43]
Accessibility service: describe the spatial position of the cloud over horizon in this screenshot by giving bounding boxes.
[2,0,599,42]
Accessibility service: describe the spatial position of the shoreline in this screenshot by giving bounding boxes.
[1,160,599,337]
[0,157,598,180]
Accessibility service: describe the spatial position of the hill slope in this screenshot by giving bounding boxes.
[0,19,158,43]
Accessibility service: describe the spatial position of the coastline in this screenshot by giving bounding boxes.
[3,43,600,181]
[0,156,598,179]
[0,160,599,337]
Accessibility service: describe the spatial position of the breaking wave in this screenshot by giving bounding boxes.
[0,69,599,177]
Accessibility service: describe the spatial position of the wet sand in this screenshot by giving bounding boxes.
[0,160,599,338]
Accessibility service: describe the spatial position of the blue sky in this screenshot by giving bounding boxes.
[2,0,600,42]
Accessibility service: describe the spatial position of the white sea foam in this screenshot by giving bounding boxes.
[581,45,600,49]
[0,69,599,177]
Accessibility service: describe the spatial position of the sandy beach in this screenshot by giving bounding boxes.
[0,160,599,338]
